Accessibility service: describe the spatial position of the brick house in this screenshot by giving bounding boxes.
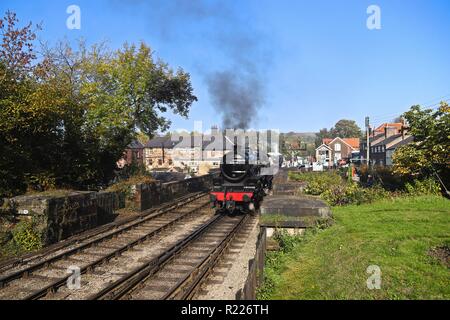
[373,122,403,136]
[316,137,360,166]
[360,122,411,166]
[117,140,144,168]
[143,136,176,170]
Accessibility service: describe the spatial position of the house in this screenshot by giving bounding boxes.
[171,134,204,172]
[141,128,277,174]
[360,122,411,166]
[316,137,360,166]
[117,140,144,168]
[143,130,225,174]
[143,136,176,170]
[373,123,403,136]
[385,136,414,166]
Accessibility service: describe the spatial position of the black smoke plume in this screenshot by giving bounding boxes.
[207,71,264,129]
[111,0,270,129]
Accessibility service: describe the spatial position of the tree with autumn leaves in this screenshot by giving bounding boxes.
[393,102,450,191]
[0,11,197,196]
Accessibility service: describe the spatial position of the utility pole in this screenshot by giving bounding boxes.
[365,117,370,166]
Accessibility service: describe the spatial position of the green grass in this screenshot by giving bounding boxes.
[260,214,322,226]
[260,196,450,300]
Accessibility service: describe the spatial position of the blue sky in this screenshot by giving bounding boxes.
[1,0,449,132]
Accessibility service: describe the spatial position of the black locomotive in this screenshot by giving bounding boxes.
[210,147,275,213]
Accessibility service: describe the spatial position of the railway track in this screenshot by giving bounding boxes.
[91,212,251,300]
[0,192,213,300]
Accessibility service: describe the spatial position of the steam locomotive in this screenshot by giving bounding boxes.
[210,147,278,213]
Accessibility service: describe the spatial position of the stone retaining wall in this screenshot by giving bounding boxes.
[7,191,124,245]
[236,227,267,300]
[134,173,215,211]
[3,174,216,245]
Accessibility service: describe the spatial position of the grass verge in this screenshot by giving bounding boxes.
[258,195,450,300]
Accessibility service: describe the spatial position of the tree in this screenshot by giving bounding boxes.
[330,119,362,139]
[393,103,449,189]
[0,11,39,77]
[0,11,197,195]
[315,120,362,147]
[315,128,331,147]
[0,11,40,195]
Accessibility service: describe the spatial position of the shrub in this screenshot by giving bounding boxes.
[107,174,155,209]
[11,219,43,252]
[322,183,390,206]
[405,178,441,196]
[25,173,57,192]
[359,165,409,190]
[291,172,343,196]
[273,230,305,253]
[304,180,329,196]
[0,199,17,218]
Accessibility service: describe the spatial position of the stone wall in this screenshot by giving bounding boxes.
[3,174,216,245]
[7,191,124,245]
[1,175,213,245]
[134,173,216,211]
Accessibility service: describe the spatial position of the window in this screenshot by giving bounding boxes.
[335,143,341,152]
[169,159,173,165]
[158,159,163,166]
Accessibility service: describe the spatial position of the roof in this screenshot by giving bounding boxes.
[341,138,360,149]
[128,140,144,149]
[323,137,360,149]
[315,144,332,151]
[372,133,402,147]
[144,136,176,149]
[374,123,403,134]
[387,136,414,150]
[371,133,385,142]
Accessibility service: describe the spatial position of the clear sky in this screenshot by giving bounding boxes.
[1,0,449,133]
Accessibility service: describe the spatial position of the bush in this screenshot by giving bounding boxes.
[359,165,409,190]
[11,219,43,252]
[107,173,155,209]
[291,172,343,196]
[273,230,305,253]
[322,183,390,206]
[405,178,441,196]
[304,180,330,196]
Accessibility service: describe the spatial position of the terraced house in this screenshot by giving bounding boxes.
[144,136,176,170]
[360,122,412,166]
